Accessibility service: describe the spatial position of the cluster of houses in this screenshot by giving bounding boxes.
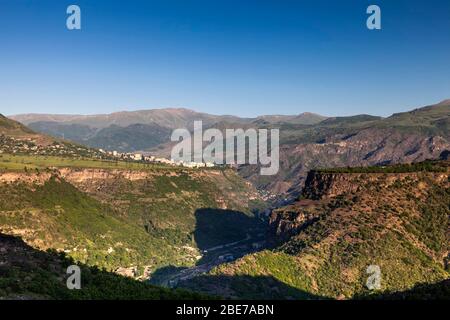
[99,149,216,168]
[0,135,104,159]
[0,134,217,170]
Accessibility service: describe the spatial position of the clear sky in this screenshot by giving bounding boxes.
[0,0,449,117]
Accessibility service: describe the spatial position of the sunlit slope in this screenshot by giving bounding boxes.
[0,165,264,277]
[181,162,450,299]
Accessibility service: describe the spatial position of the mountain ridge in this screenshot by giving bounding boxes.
[7,99,450,203]
[11,98,449,127]
[10,107,327,128]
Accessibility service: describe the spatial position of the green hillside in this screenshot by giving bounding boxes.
[375,100,450,135]
[0,153,188,171]
[280,100,449,145]
[0,161,265,277]
[0,233,206,299]
[180,164,450,299]
[0,176,185,272]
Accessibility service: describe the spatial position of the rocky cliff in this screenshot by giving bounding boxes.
[240,100,450,201]
[181,161,450,299]
[241,129,450,202]
[302,169,449,200]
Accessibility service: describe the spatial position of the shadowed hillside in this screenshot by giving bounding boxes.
[179,161,450,299]
[180,274,330,300]
[359,279,450,300]
[194,208,266,250]
[0,233,206,299]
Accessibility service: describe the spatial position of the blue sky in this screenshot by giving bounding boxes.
[0,0,449,117]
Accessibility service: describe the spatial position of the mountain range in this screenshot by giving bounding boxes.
[10,100,450,203]
[10,109,327,152]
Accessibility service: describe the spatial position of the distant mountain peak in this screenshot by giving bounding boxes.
[298,111,321,116]
[437,99,450,106]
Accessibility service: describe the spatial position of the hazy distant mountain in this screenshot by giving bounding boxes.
[240,99,450,200]
[87,123,172,152]
[12,108,327,128]
[26,121,97,141]
[11,108,250,129]
[253,112,328,125]
[11,108,327,152]
[9,100,450,202]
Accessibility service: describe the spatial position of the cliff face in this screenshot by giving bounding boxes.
[270,168,449,244]
[182,162,450,299]
[0,171,53,184]
[0,167,259,212]
[302,170,449,200]
[240,128,450,201]
[301,171,362,200]
[59,168,261,228]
